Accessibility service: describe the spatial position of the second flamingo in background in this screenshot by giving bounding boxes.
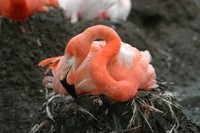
[58,0,132,23]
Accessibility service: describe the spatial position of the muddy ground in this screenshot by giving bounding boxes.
[0,0,200,132]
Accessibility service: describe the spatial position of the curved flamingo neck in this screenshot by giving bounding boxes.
[85,25,122,61]
[66,25,121,67]
[88,26,138,101]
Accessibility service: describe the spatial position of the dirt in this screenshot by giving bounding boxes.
[29,85,200,133]
[0,0,200,132]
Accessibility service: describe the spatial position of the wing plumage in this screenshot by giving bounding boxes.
[39,40,157,95]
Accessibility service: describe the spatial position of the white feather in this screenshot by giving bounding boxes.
[58,0,132,23]
[118,42,135,68]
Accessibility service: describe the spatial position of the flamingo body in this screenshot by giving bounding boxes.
[0,0,58,22]
[39,25,157,101]
[58,0,132,23]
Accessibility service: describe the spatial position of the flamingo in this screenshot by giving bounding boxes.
[0,0,58,22]
[39,25,158,102]
[58,0,132,23]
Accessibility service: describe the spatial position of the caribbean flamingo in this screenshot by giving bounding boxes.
[0,0,58,22]
[58,0,132,23]
[39,25,158,102]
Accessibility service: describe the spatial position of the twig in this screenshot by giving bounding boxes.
[167,124,176,133]
[50,125,55,133]
[28,119,49,133]
[111,125,142,133]
[137,103,154,133]
[45,94,63,121]
[37,38,42,46]
[79,107,112,130]
[161,98,180,109]
[139,98,164,113]
[166,103,180,129]
[127,99,137,128]
[45,88,53,99]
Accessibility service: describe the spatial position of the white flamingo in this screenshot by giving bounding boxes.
[58,0,132,23]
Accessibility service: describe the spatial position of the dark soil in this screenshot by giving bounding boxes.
[0,0,200,132]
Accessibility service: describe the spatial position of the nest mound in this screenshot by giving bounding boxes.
[29,82,200,133]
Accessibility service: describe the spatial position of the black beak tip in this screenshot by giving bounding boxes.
[60,77,77,98]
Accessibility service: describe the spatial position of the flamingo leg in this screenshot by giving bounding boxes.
[42,76,54,88]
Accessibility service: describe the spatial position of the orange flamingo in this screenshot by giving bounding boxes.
[39,25,158,101]
[0,0,58,22]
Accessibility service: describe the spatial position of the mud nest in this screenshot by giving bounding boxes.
[29,82,199,133]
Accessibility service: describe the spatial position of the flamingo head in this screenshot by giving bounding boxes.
[59,32,92,81]
[59,53,76,81]
[59,33,86,81]
[59,53,77,97]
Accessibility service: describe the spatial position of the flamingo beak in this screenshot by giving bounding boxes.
[59,53,77,81]
[59,55,77,98]
[59,65,71,81]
